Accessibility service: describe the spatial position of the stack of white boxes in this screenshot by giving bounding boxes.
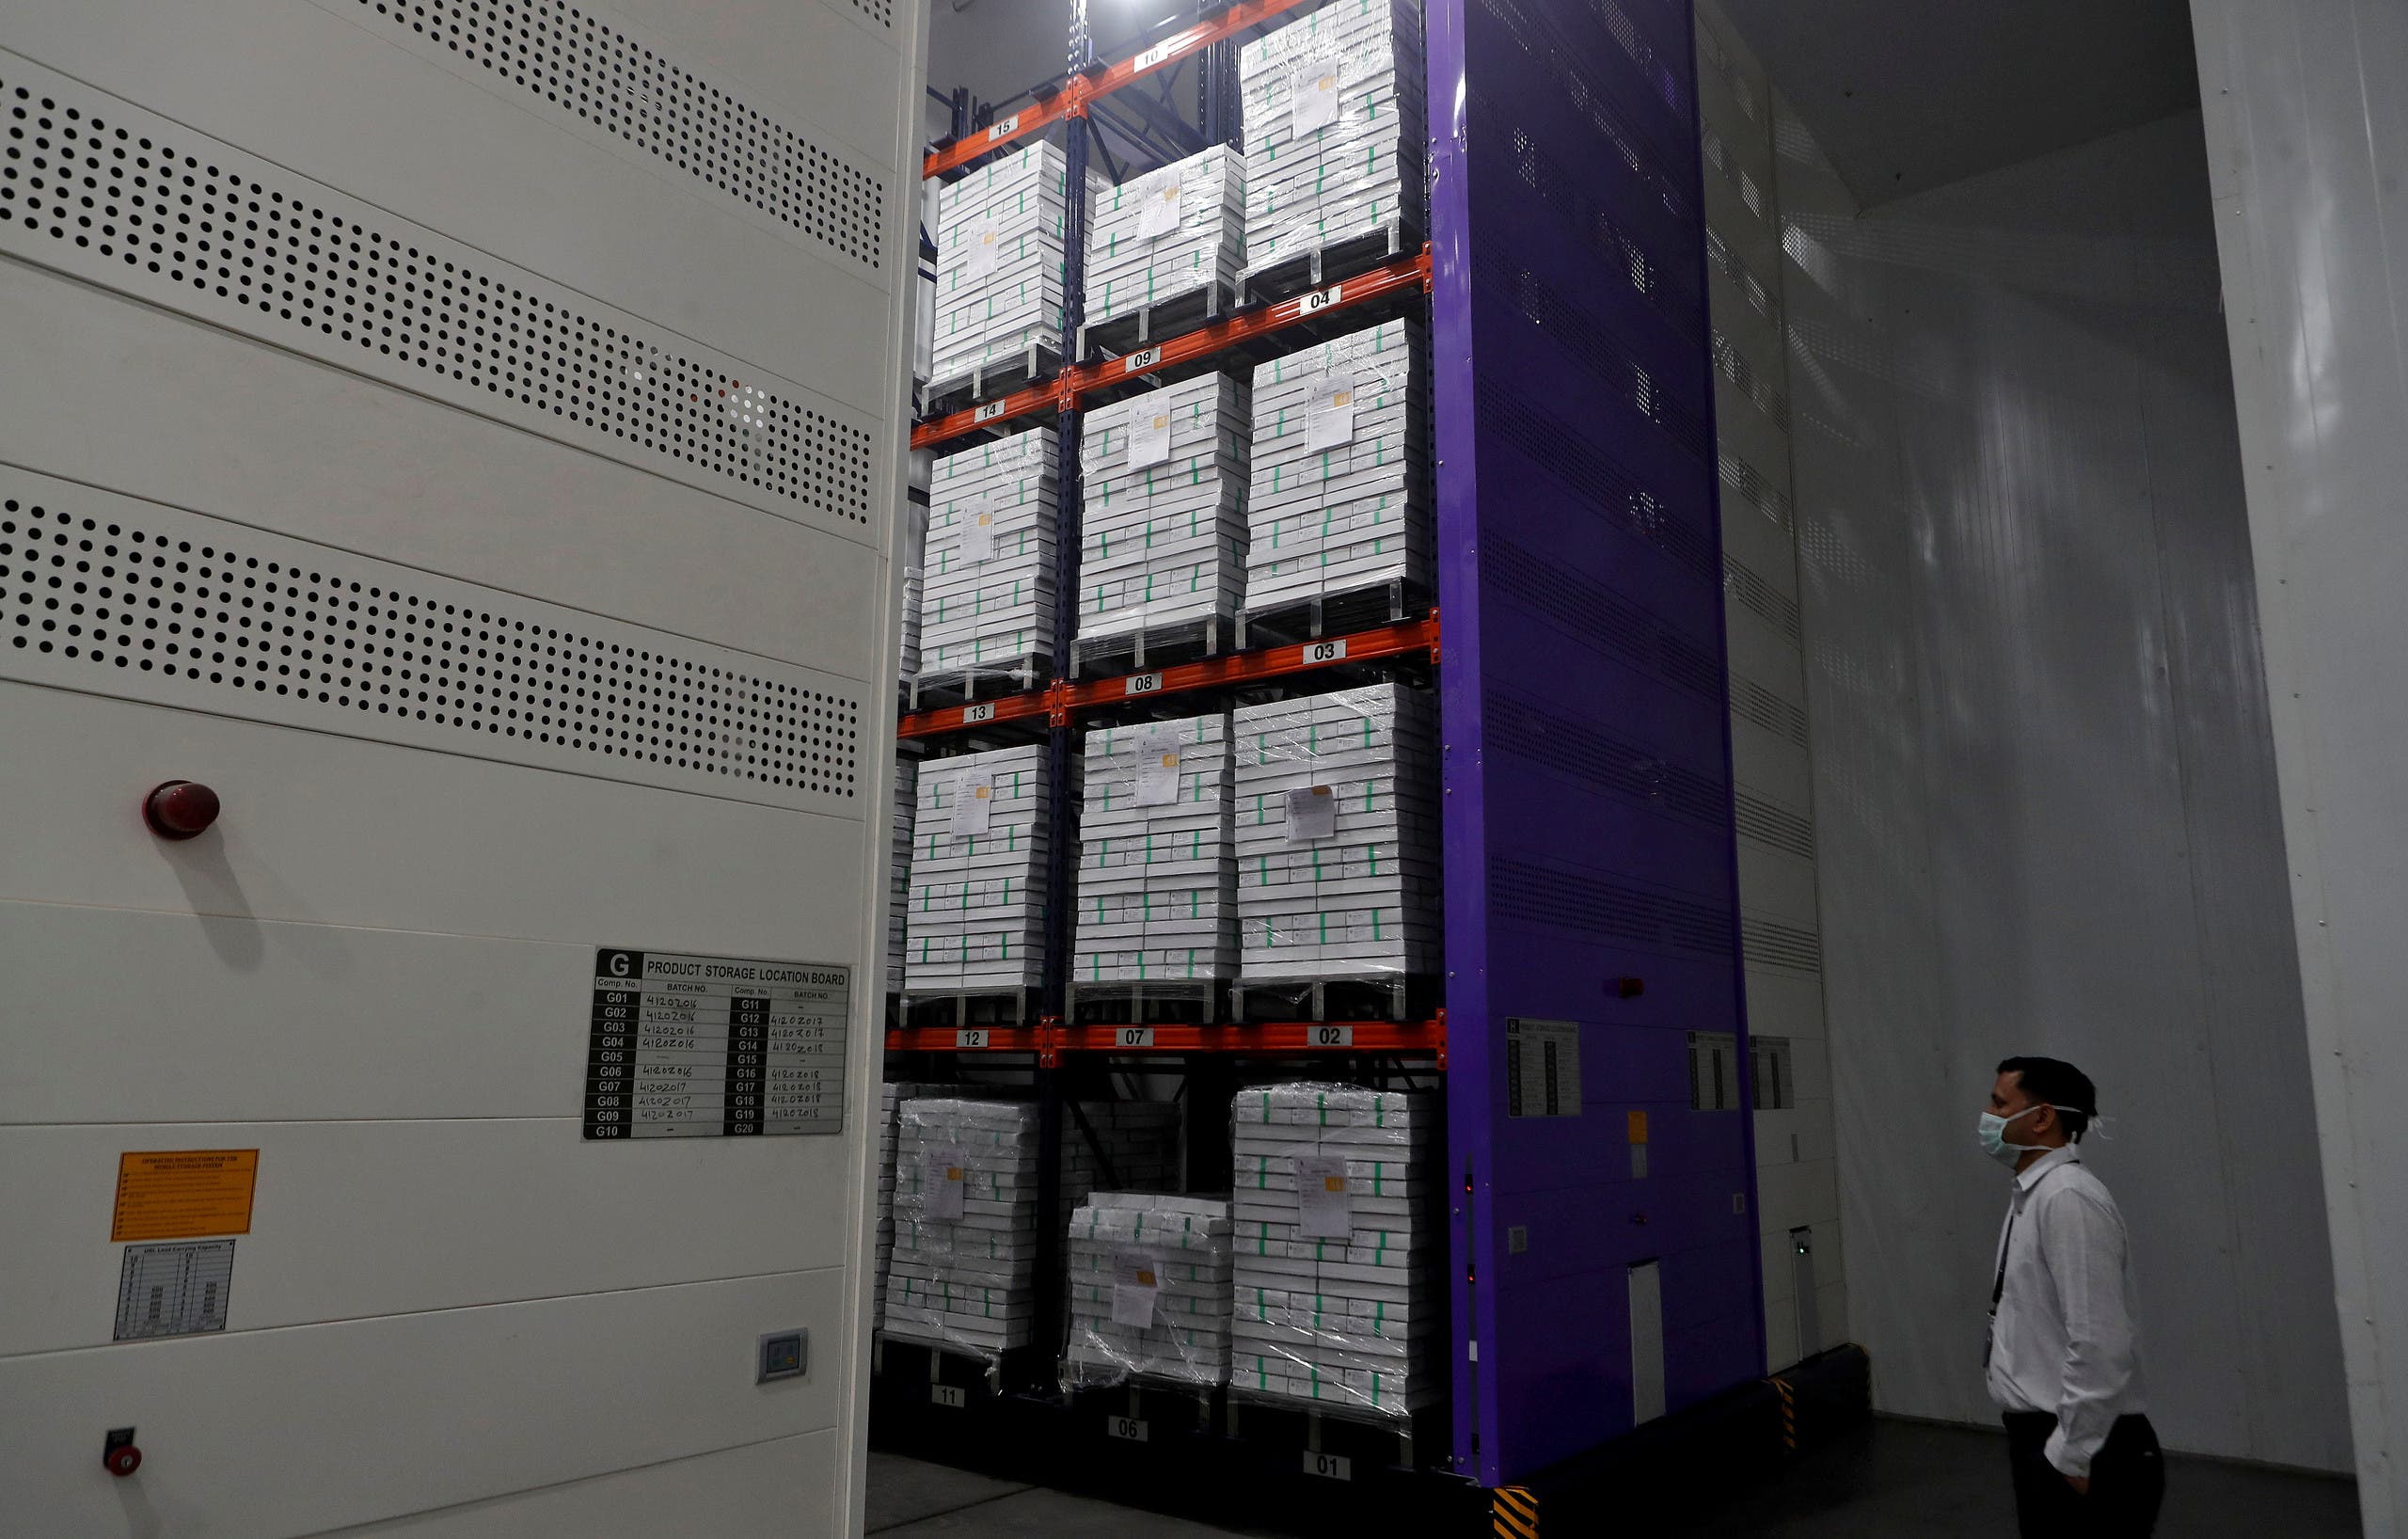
[904,745,1061,995]
[925,429,1058,683]
[931,141,1092,389]
[873,1082,902,1332]
[889,1098,1046,1357]
[1078,374,1250,655]
[1065,1194,1235,1389]
[1230,1084,1437,1418]
[1085,144,1246,327]
[1074,711,1237,990]
[1233,684,1440,985]
[889,1097,1180,1361]
[1246,317,1431,617]
[887,758,917,995]
[1239,0,1426,272]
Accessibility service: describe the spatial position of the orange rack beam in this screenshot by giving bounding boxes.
[884,1014,1448,1068]
[922,0,1314,180]
[884,1024,1047,1055]
[910,247,1434,451]
[895,611,1439,741]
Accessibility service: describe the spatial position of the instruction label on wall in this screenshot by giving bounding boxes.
[115,1239,236,1341]
[111,1150,258,1242]
[584,949,850,1139]
[1505,1018,1582,1119]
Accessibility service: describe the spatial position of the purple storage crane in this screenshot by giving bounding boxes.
[1429,0,1766,1486]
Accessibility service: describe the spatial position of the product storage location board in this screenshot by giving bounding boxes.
[585,948,851,1139]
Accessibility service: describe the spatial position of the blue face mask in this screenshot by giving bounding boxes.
[1976,1104,2046,1166]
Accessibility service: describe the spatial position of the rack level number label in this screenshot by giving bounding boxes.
[960,702,998,724]
[1307,1023,1354,1048]
[973,400,1008,424]
[1301,638,1348,665]
[1122,346,1164,374]
[1133,38,1181,71]
[985,113,1021,142]
[932,1384,968,1408]
[1304,1451,1353,1482]
[1123,672,1163,696]
[1107,1415,1150,1442]
[956,1028,990,1050]
[1114,1026,1156,1049]
[1298,282,1343,316]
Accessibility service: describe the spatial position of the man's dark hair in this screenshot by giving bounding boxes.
[1998,1056,2097,1142]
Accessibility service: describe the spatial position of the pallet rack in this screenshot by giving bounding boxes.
[890,0,1869,1517]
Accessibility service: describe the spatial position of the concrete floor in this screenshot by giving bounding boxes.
[866,1420,2360,1537]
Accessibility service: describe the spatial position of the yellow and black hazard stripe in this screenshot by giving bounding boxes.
[1771,1375,1798,1452]
[1491,1483,1539,1539]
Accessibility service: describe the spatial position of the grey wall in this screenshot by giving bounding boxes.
[2189,0,2408,1522]
[1776,106,2354,1471]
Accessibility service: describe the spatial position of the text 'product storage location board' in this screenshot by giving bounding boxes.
[585,948,851,1139]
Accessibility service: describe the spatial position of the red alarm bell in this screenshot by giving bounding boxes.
[143,781,221,841]
[103,1428,141,1477]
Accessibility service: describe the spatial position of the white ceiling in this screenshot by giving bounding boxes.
[1717,0,2202,204]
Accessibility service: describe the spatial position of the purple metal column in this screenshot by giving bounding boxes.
[1429,0,1764,1486]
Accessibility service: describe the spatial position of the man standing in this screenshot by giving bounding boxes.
[1982,1055,2164,1535]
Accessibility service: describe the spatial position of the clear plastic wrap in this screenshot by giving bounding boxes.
[924,429,1058,686]
[1231,683,1441,983]
[1076,373,1250,645]
[1245,316,1431,611]
[931,142,1100,385]
[1238,0,1427,268]
[888,1098,1047,1358]
[1228,1083,1438,1420]
[889,1096,1180,1364]
[1074,711,1238,988]
[1064,1193,1236,1389]
[903,745,1066,994]
[1085,145,1245,325]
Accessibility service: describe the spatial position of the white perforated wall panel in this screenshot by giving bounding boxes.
[0,0,925,1531]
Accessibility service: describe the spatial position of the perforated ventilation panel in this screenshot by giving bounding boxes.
[1489,855,1735,958]
[0,469,862,812]
[1485,535,1721,701]
[846,0,893,25]
[0,60,876,531]
[1478,385,1717,585]
[347,0,886,263]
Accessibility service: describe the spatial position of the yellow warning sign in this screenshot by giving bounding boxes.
[111,1150,259,1243]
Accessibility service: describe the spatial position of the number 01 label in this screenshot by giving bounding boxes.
[1304,1451,1352,1481]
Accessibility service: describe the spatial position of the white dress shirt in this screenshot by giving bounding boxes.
[1985,1144,2147,1477]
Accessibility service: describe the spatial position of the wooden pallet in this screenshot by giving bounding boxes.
[1065,977,1228,1027]
[1070,613,1230,680]
[1236,578,1428,650]
[907,654,1051,709]
[1076,276,1242,365]
[923,339,1063,420]
[899,987,1043,1030]
[1238,219,1419,309]
[1232,973,1440,1025]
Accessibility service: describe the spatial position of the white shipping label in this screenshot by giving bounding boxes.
[1285,785,1338,843]
[966,221,1003,279]
[1135,723,1182,807]
[953,771,995,836]
[1293,1153,1353,1238]
[1305,373,1357,452]
[1137,167,1183,239]
[960,502,999,563]
[1292,56,1342,134]
[924,1147,969,1220]
[1129,405,1173,468]
[1111,1253,1162,1327]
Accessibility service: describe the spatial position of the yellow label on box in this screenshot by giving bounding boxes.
[111,1150,259,1242]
